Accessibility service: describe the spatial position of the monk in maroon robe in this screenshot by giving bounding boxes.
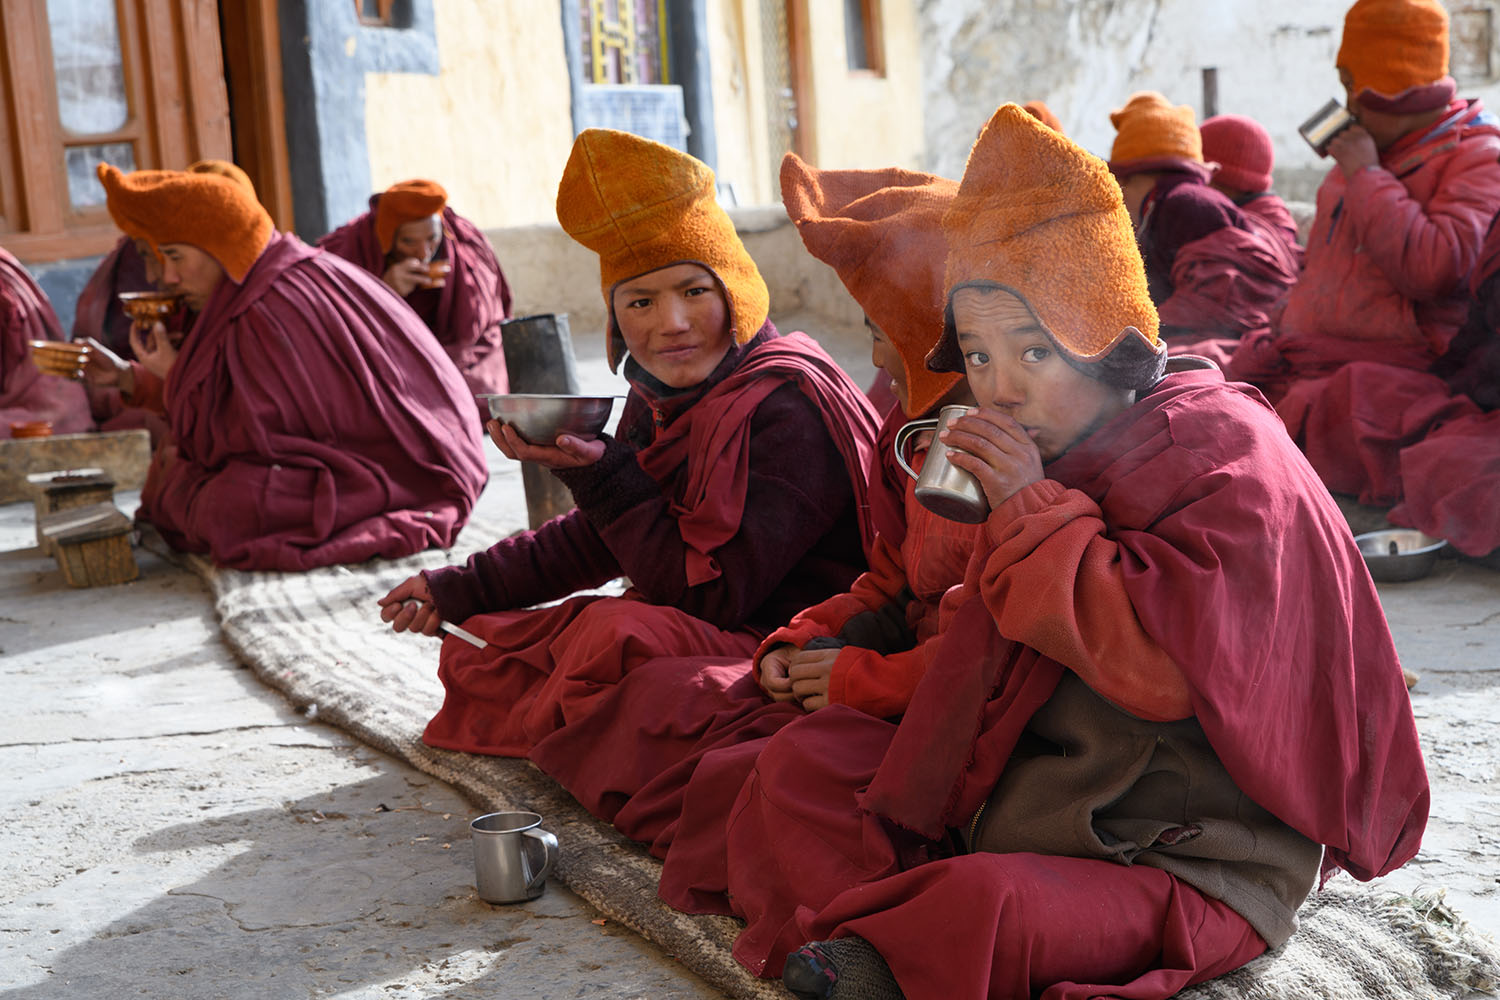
[523,155,971,863]
[318,179,512,412]
[1229,0,1500,550]
[704,106,1425,1000]
[0,248,92,437]
[1109,93,1300,369]
[96,164,488,571]
[377,130,878,758]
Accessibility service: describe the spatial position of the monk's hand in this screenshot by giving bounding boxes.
[939,406,1043,509]
[382,258,429,297]
[487,420,606,469]
[82,341,132,391]
[757,644,798,702]
[378,573,444,637]
[787,647,839,712]
[1327,123,1379,177]
[130,320,178,381]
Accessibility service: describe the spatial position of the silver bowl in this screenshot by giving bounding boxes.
[476,393,618,445]
[1354,529,1448,583]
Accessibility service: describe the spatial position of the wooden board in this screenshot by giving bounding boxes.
[0,430,150,503]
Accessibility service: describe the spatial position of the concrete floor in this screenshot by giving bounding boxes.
[2,325,1497,997]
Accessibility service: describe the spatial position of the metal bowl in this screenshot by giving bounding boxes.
[1354,529,1448,583]
[476,393,618,445]
[117,291,184,322]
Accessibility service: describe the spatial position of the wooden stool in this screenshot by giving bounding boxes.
[39,502,139,588]
[27,469,115,553]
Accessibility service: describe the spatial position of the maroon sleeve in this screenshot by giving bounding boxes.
[423,508,623,623]
[558,382,857,631]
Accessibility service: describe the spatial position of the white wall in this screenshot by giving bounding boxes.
[918,0,1500,199]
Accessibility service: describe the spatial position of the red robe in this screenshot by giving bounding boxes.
[422,329,879,758]
[317,201,512,409]
[719,362,1426,997]
[138,232,489,570]
[0,248,92,436]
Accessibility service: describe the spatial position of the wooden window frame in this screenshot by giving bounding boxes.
[844,0,885,77]
[0,0,232,263]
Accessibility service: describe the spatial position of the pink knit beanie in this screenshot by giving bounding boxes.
[1200,115,1274,193]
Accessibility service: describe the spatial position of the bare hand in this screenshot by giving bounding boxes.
[787,647,839,711]
[382,258,431,297]
[129,321,178,381]
[82,341,132,391]
[757,644,798,702]
[939,407,1044,509]
[487,419,606,469]
[377,573,444,637]
[1327,122,1379,177]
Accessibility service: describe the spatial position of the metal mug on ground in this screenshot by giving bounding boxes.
[470,810,558,904]
[893,404,990,524]
[1299,99,1355,157]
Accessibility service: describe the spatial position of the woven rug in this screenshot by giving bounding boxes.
[172,517,1500,1000]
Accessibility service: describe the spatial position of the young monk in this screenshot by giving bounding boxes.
[0,248,92,437]
[707,104,1425,1000]
[517,154,969,866]
[378,130,878,757]
[1200,113,1304,254]
[74,159,250,435]
[318,179,512,407]
[1110,92,1300,363]
[91,164,488,571]
[1230,0,1500,534]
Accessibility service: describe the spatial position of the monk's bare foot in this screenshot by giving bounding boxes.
[1403,668,1420,690]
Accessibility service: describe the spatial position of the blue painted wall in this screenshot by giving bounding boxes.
[278,0,440,242]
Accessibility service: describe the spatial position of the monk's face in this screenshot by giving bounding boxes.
[393,215,443,263]
[612,262,732,389]
[159,243,226,312]
[867,316,909,413]
[132,238,164,286]
[1117,172,1157,227]
[952,286,1133,462]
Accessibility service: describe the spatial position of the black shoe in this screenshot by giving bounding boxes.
[782,936,905,1000]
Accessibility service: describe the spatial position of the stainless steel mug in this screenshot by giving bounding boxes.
[471,810,558,904]
[893,404,990,524]
[1298,99,1355,157]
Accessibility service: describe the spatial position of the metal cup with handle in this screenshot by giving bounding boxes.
[1298,99,1355,157]
[892,404,990,524]
[470,810,558,904]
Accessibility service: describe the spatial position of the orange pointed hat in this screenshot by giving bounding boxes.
[930,104,1164,390]
[556,128,769,372]
[97,164,274,284]
[374,179,448,253]
[1108,91,1204,178]
[186,159,256,197]
[780,152,962,416]
[1337,0,1453,111]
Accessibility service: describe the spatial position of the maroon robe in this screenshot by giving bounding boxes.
[0,248,92,436]
[318,201,512,409]
[138,232,488,570]
[717,362,1425,996]
[421,327,879,758]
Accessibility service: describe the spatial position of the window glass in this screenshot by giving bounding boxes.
[47,0,131,135]
[64,142,135,210]
[844,0,870,71]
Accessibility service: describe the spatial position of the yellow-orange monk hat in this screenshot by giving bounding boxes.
[1337,0,1453,111]
[98,164,273,284]
[186,159,256,197]
[931,104,1164,390]
[374,179,448,253]
[780,152,962,416]
[556,129,769,372]
[1108,92,1203,177]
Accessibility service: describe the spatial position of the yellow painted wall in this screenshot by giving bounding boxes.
[363,3,575,228]
[708,0,776,205]
[800,0,924,170]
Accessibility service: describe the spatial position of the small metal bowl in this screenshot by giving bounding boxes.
[477,393,618,445]
[1354,529,1448,583]
[117,291,184,323]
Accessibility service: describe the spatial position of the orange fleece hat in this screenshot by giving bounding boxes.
[1337,0,1449,99]
[780,152,962,416]
[932,104,1161,387]
[1108,92,1203,172]
[1022,101,1063,133]
[97,164,274,284]
[374,179,448,253]
[556,128,769,372]
[187,159,256,197]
